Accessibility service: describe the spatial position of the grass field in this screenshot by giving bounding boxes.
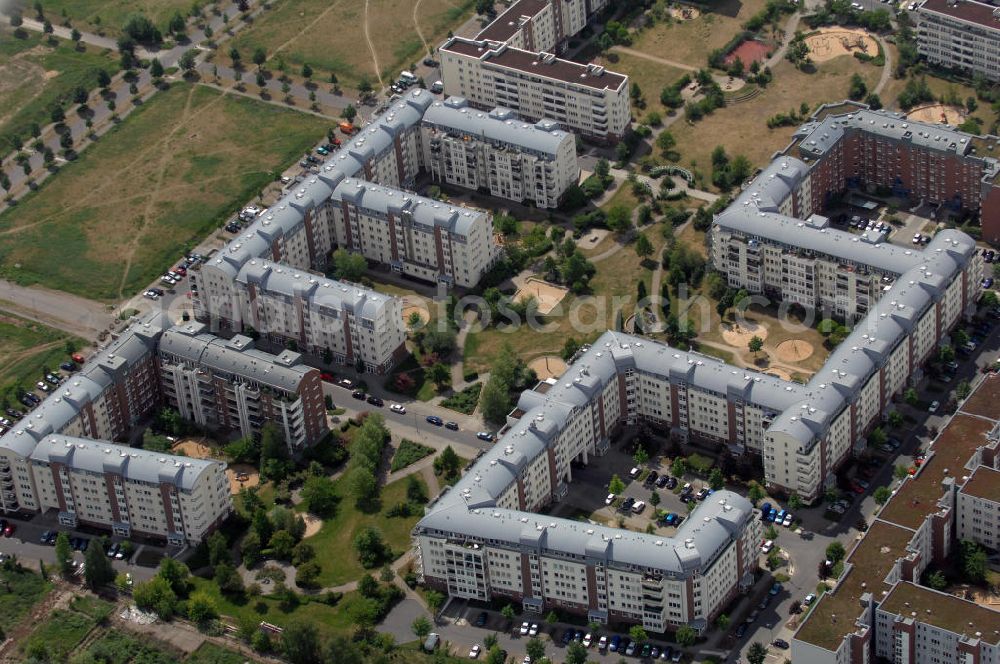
[0,567,51,632]
[31,0,193,37]
[671,58,882,186]
[0,82,327,301]
[301,472,427,586]
[599,51,689,117]
[21,596,112,661]
[630,0,770,69]
[227,0,475,87]
[0,312,83,407]
[0,27,119,155]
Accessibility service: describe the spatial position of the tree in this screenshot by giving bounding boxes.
[84,537,115,590]
[158,557,190,596]
[428,362,452,389]
[476,0,496,14]
[342,104,357,122]
[178,49,197,73]
[633,445,649,466]
[295,561,321,588]
[789,493,804,510]
[848,73,867,101]
[926,570,948,591]
[671,457,689,479]
[748,481,765,506]
[708,467,725,490]
[716,613,731,631]
[960,539,988,583]
[425,589,445,613]
[269,530,295,560]
[957,380,971,399]
[331,248,367,281]
[656,130,676,156]
[133,576,177,618]
[904,387,919,407]
[207,531,230,568]
[566,641,588,664]
[242,530,262,567]
[353,526,390,568]
[123,14,162,45]
[545,610,558,624]
[868,427,887,448]
[51,105,65,124]
[187,591,218,623]
[438,445,461,478]
[826,541,846,564]
[894,464,909,480]
[748,335,764,356]
[252,47,267,69]
[501,603,516,623]
[635,233,653,259]
[608,474,626,496]
[150,58,164,79]
[55,532,73,576]
[168,11,186,36]
[629,625,648,643]
[525,638,545,661]
[412,615,432,639]
[607,204,632,234]
[301,475,338,518]
[747,642,768,664]
[283,621,322,664]
[874,486,891,505]
[887,410,903,429]
[675,625,697,648]
[301,63,313,80]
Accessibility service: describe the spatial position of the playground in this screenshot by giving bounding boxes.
[528,355,567,381]
[513,276,570,316]
[172,438,260,494]
[722,322,767,347]
[775,339,814,363]
[804,28,878,63]
[906,103,966,126]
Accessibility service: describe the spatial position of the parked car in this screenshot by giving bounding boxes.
[560,628,573,644]
[782,512,794,527]
[352,390,366,400]
[773,639,790,650]
[366,395,384,407]
[605,493,616,506]
[390,403,406,414]
[476,431,494,442]
[631,500,646,514]
[518,622,529,636]
[928,400,940,413]
[597,635,608,651]
[625,640,637,656]
[761,539,774,554]
[469,645,481,659]
[445,421,459,430]
[629,466,641,479]
[528,624,539,637]
[609,635,621,652]
[644,470,659,486]
[426,415,443,426]
[769,582,783,595]
[59,362,76,372]
[804,593,817,605]
[620,497,635,512]
[655,475,670,488]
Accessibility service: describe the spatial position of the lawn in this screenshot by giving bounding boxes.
[880,64,998,129]
[227,0,475,87]
[0,313,84,403]
[390,439,434,472]
[440,382,482,415]
[0,567,51,631]
[31,0,194,38]
[599,51,689,117]
[185,642,251,664]
[21,596,112,661]
[301,472,427,586]
[630,0,771,70]
[0,27,119,155]
[670,58,882,187]
[0,82,328,301]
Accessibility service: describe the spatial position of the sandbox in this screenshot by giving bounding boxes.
[667,5,700,19]
[528,355,567,381]
[804,28,878,63]
[514,277,570,315]
[722,322,767,348]
[906,103,966,126]
[226,463,260,494]
[302,513,323,539]
[172,438,215,459]
[775,339,814,363]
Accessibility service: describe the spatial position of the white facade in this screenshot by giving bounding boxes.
[420,97,579,208]
[957,465,1000,550]
[914,0,1000,82]
[439,38,630,143]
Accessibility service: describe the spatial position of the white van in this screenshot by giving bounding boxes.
[430,80,444,93]
[400,70,418,84]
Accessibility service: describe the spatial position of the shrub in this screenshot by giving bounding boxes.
[441,382,483,414]
[390,440,435,472]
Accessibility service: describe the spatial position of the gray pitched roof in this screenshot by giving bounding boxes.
[422,97,571,157]
[30,434,222,491]
[159,324,314,393]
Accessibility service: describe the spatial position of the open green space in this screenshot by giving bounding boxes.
[0,567,51,631]
[21,596,112,661]
[0,26,119,155]
[299,472,427,587]
[0,82,327,301]
[30,0,193,38]
[600,51,689,117]
[0,312,84,404]
[227,0,475,87]
[390,439,434,472]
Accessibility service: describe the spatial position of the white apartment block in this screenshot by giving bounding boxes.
[914,0,1000,82]
[957,465,1000,550]
[328,178,499,288]
[420,97,579,208]
[158,323,329,453]
[438,37,630,143]
[475,0,611,56]
[30,434,229,545]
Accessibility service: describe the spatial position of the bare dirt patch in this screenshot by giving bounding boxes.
[172,439,216,459]
[765,367,793,381]
[514,277,570,316]
[906,103,966,125]
[804,28,878,63]
[668,5,701,19]
[402,304,430,326]
[725,39,771,67]
[302,513,323,539]
[775,339,814,363]
[528,355,567,381]
[227,463,260,494]
[722,322,767,347]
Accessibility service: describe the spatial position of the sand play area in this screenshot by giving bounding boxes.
[173,439,215,458]
[401,296,431,327]
[302,513,323,539]
[528,355,567,380]
[514,277,570,315]
[722,322,767,347]
[173,438,259,494]
[775,339,814,363]
[907,103,966,126]
[765,368,793,381]
[667,5,700,19]
[804,28,878,63]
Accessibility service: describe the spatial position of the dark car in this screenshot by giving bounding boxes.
[561,628,575,645]
[445,421,459,430]
[665,476,677,489]
[621,497,635,512]
[773,639,790,650]
[644,470,659,486]
[59,362,76,372]
[423,57,439,67]
[475,611,488,627]
[366,395,384,407]
[22,392,40,404]
[655,474,670,488]
[735,624,747,638]
[5,409,22,420]
[352,390,366,400]
[426,415,443,426]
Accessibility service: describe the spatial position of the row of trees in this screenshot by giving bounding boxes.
[480,344,537,425]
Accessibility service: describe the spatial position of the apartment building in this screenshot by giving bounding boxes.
[419,97,578,208]
[438,37,630,143]
[914,0,1000,83]
[956,464,1000,550]
[158,323,328,453]
[30,434,230,545]
[793,374,1000,664]
[475,0,610,54]
[328,179,499,287]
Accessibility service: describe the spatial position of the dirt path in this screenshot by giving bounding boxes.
[0,584,75,661]
[609,46,698,72]
[364,0,385,88]
[412,0,431,57]
[0,285,108,340]
[873,34,893,96]
[270,0,348,60]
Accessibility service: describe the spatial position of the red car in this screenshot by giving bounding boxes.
[320,372,335,381]
[174,266,187,276]
[71,353,85,364]
[851,484,865,494]
[4,524,15,537]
